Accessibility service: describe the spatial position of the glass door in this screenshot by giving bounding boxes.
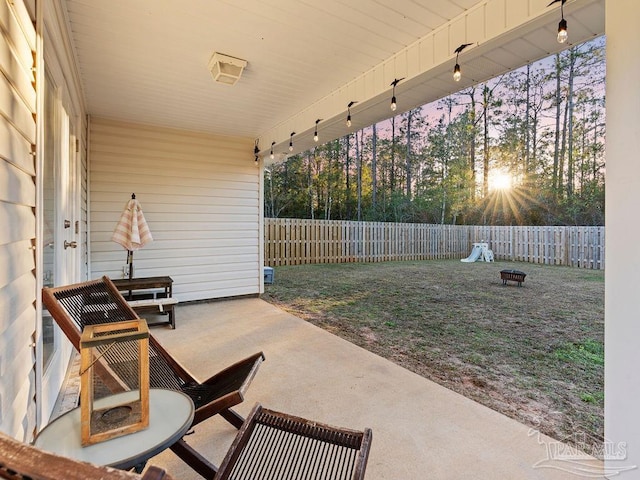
[40,70,78,422]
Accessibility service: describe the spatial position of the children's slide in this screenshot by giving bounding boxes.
[461,242,494,262]
[461,244,483,262]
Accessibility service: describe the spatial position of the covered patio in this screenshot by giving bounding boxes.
[2,0,640,477]
[135,299,599,479]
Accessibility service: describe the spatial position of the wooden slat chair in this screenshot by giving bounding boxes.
[217,404,373,480]
[42,276,265,479]
[0,432,172,480]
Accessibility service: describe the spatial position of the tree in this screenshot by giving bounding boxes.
[405,109,413,199]
[371,124,378,212]
[264,37,606,227]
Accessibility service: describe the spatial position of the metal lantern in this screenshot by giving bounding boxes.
[79,319,150,446]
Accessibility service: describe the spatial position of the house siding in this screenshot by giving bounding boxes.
[0,0,37,440]
[89,118,261,301]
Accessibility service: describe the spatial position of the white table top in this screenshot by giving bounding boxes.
[34,389,194,470]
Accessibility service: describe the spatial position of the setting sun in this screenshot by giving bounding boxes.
[489,170,513,191]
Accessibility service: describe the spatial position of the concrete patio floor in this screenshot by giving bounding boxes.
[145,297,604,479]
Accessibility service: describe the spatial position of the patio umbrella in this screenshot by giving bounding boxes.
[111,193,153,279]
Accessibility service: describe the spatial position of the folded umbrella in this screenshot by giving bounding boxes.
[112,193,153,279]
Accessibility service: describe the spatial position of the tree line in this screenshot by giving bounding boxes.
[264,37,605,226]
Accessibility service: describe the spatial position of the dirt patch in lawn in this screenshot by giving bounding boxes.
[262,259,604,456]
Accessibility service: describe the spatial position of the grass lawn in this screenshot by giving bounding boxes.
[262,259,604,456]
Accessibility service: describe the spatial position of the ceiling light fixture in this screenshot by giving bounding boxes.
[254,140,260,163]
[314,119,322,142]
[453,43,472,82]
[208,52,248,86]
[346,101,357,128]
[270,141,275,159]
[289,132,295,152]
[390,78,404,111]
[548,0,568,44]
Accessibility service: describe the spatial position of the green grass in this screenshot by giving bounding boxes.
[554,339,604,366]
[263,259,604,456]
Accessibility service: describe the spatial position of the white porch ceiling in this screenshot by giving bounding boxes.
[62,0,604,159]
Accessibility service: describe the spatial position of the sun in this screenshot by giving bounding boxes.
[489,170,513,192]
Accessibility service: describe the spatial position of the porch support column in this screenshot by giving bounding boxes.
[605,0,640,475]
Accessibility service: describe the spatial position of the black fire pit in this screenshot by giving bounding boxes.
[500,269,526,287]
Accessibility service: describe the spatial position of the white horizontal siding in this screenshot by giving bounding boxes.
[0,0,36,441]
[0,304,36,435]
[89,117,261,301]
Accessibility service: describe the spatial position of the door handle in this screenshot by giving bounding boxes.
[64,240,77,249]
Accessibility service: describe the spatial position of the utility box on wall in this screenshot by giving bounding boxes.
[264,266,274,284]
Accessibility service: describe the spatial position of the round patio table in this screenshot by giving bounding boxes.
[34,388,194,471]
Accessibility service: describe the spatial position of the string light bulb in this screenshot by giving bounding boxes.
[390,78,404,111]
[270,141,275,160]
[557,18,568,43]
[314,119,322,142]
[453,64,461,82]
[289,132,295,152]
[452,43,472,82]
[346,101,357,128]
[548,0,568,44]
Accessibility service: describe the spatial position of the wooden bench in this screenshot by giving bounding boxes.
[500,269,526,287]
[127,297,179,329]
[112,276,177,329]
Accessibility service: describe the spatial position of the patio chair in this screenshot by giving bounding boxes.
[216,403,373,480]
[42,276,265,479]
[0,432,172,480]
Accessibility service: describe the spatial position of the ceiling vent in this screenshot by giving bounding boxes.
[208,52,247,86]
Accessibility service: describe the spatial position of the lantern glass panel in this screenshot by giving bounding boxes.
[79,319,150,446]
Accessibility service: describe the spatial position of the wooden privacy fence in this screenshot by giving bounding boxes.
[264,219,605,270]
